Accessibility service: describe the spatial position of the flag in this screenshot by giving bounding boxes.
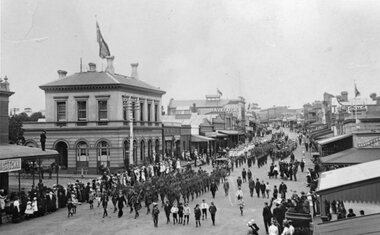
[217,89,223,96]
[96,21,111,59]
[355,83,360,97]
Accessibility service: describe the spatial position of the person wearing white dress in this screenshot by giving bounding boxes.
[32,197,38,216]
[25,201,34,219]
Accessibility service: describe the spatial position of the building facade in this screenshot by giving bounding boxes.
[23,56,165,174]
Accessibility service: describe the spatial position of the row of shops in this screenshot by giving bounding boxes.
[312,127,380,234]
[162,122,245,159]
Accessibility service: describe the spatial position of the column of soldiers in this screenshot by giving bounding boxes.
[90,164,223,223]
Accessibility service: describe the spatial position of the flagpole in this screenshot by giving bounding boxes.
[354,81,359,129]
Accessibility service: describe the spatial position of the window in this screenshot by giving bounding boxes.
[140,140,145,161]
[57,102,66,121]
[148,103,152,122]
[148,140,153,163]
[132,102,136,120]
[123,106,127,120]
[98,100,108,120]
[140,102,144,121]
[76,141,88,161]
[154,104,158,122]
[97,141,110,165]
[77,101,87,121]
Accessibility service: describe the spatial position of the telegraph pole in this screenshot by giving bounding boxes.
[129,97,134,166]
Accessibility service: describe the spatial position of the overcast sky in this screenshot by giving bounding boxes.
[2,0,380,112]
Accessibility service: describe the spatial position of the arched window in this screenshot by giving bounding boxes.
[97,141,110,166]
[140,140,145,162]
[148,139,153,163]
[155,139,160,163]
[133,140,137,164]
[76,141,88,161]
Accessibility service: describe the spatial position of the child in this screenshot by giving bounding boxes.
[238,198,245,216]
[194,204,201,227]
[171,203,179,224]
[200,199,208,220]
[88,190,95,209]
[178,202,184,224]
[24,201,34,219]
[183,203,191,225]
[67,197,74,217]
[96,189,102,207]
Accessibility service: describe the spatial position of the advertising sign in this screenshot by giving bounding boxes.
[0,158,22,173]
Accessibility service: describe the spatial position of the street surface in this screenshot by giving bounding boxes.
[0,128,314,235]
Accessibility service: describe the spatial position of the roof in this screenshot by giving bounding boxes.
[317,133,353,145]
[191,135,214,142]
[218,130,240,135]
[39,71,165,94]
[314,213,380,235]
[320,148,380,165]
[204,132,227,138]
[162,114,218,126]
[168,99,242,108]
[317,159,380,192]
[0,144,58,160]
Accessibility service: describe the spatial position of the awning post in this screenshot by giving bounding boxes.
[18,170,21,192]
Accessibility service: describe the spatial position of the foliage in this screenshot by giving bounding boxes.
[8,112,45,144]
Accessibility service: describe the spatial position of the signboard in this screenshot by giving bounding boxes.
[341,105,367,113]
[0,158,22,173]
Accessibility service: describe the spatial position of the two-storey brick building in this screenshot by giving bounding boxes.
[23,56,165,174]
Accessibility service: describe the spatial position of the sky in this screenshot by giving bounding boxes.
[2,0,380,113]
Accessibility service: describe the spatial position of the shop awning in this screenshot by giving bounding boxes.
[320,148,380,165]
[191,135,214,142]
[0,144,58,160]
[317,159,380,203]
[314,213,380,235]
[317,133,352,146]
[310,128,333,139]
[218,130,239,135]
[204,132,227,138]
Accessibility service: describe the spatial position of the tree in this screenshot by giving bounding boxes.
[9,113,29,144]
[8,112,44,144]
[29,112,44,121]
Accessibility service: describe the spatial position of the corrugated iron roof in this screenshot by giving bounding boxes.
[0,144,58,160]
[317,158,380,192]
[317,133,352,145]
[320,148,380,165]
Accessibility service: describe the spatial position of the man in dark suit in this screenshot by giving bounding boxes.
[279,182,287,199]
[255,179,261,197]
[262,199,273,234]
[40,130,46,151]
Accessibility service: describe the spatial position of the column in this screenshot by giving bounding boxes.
[143,98,148,122]
[157,100,162,122]
[151,100,155,123]
[135,98,140,123]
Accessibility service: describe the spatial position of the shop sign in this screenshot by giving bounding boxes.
[0,158,21,173]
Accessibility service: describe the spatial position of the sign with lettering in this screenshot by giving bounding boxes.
[357,136,380,148]
[0,158,21,173]
[341,105,367,113]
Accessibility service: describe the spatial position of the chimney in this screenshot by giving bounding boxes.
[57,70,67,79]
[191,103,197,113]
[341,91,348,102]
[88,63,96,72]
[105,56,115,74]
[131,63,139,79]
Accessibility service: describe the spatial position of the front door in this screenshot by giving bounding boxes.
[55,141,68,169]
